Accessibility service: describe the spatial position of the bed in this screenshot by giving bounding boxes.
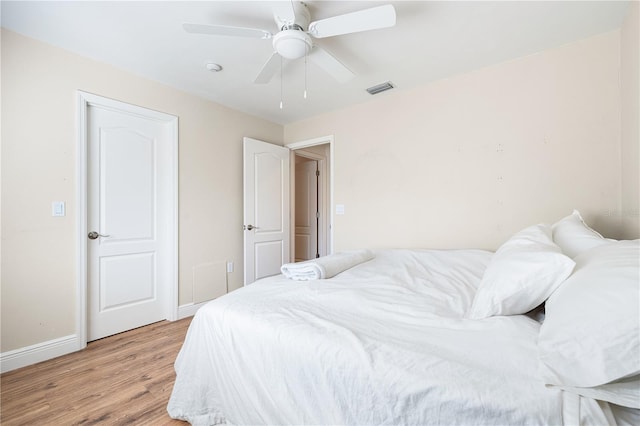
[168,211,639,425]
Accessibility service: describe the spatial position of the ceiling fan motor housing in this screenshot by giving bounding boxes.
[274,1,311,30]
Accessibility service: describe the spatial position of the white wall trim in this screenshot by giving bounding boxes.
[286,135,334,150]
[0,335,80,373]
[178,302,208,319]
[286,135,335,254]
[76,92,89,350]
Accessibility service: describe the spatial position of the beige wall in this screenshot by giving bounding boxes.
[2,15,637,360]
[620,1,640,238]
[1,29,283,352]
[285,31,624,250]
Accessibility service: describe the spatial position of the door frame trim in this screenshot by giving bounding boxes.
[286,135,334,255]
[76,91,179,349]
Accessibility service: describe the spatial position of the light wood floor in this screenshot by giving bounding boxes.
[1,317,193,425]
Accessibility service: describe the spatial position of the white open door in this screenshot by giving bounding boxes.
[243,137,290,285]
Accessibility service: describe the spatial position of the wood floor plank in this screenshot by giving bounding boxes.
[1,317,192,425]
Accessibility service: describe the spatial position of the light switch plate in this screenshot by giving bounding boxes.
[336,204,345,215]
[52,201,65,217]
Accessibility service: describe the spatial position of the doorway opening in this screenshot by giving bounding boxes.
[289,139,332,262]
[294,154,320,261]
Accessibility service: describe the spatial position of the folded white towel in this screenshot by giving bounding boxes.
[281,249,375,281]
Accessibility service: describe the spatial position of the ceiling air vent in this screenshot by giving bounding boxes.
[366,81,395,95]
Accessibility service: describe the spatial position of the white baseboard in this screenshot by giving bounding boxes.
[1,306,204,373]
[178,301,208,319]
[0,334,80,373]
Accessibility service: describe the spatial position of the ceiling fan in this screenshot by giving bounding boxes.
[183,2,396,84]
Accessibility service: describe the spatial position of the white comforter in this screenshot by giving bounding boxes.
[168,249,611,425]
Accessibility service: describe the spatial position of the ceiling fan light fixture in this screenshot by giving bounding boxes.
[273,30,312,60]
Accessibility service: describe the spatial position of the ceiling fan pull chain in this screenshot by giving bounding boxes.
[280,55,284,110]
[304,49,308,99]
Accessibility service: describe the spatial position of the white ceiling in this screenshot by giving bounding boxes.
[1,1,630,125]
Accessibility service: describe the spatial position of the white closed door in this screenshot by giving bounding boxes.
[87,101,176,341]
[243,137,290,285]
[295,159,319,261]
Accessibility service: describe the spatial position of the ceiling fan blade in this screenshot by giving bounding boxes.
[183,23,272,39]
[254,52,281,84]
[308,46,354,83]
[272,4,296,28]
[307,5,396,38]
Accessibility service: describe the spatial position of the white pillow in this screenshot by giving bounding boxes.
[552,209,612,258]
[468,224,575,319]
[538,240,640,407]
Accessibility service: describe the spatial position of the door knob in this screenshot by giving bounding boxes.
[243,224,259,231]
[88,231,111,240]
